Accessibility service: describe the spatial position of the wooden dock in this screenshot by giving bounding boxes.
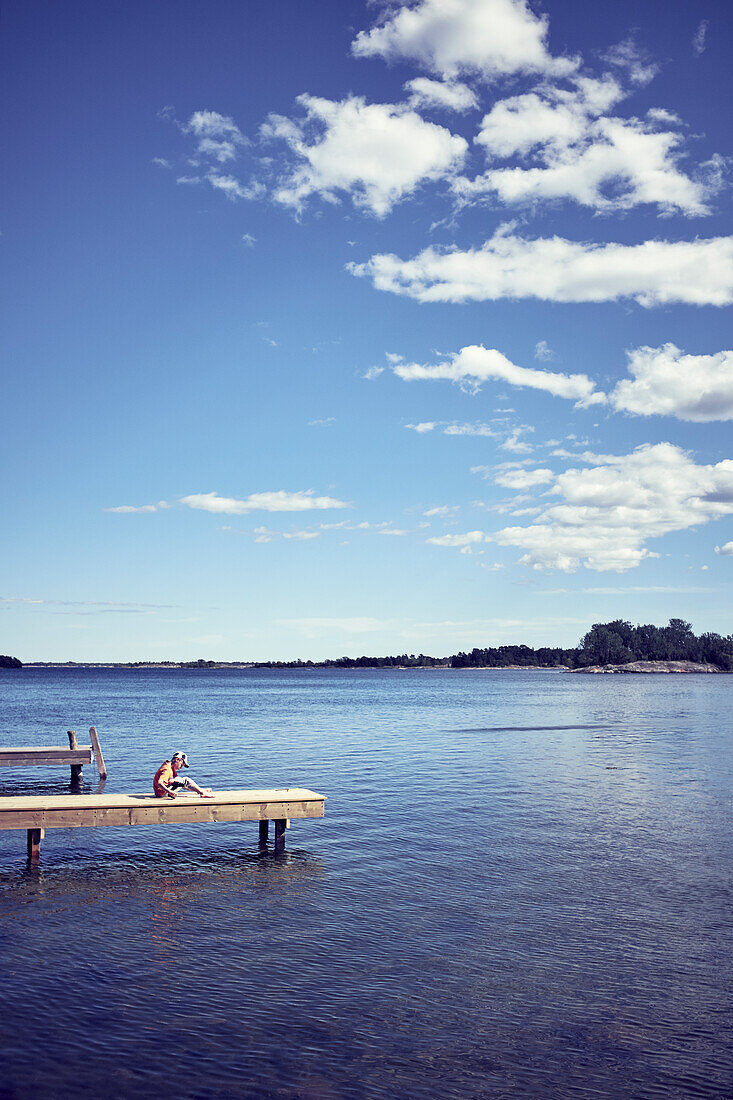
[0,727,107,782]
[0,787,325,860]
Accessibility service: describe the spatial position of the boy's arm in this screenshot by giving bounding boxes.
[157,780,177,798]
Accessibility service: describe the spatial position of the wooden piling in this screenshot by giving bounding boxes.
[274,819,287,852]
[259,820,269,845]
[26,828,44,862]
[67,730,83,784]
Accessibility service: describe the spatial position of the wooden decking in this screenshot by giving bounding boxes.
[0,787,326,860]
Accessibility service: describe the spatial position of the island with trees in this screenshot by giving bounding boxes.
[0,655,22,669]
[254,619,733,673]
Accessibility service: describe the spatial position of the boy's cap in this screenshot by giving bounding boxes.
[172,751,189,767]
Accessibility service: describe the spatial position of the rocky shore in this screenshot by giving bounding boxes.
[572,660,724,674]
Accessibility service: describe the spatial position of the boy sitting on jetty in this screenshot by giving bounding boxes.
[153,751,214,799]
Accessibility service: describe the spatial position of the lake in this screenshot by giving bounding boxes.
[0,667,731,1098]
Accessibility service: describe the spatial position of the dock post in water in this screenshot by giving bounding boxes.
[67,730,83,785]
[274,819,287,852]
[259,820,269,846]
[26,828,44,862]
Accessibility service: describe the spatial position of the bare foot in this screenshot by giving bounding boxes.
[200,788,215,798]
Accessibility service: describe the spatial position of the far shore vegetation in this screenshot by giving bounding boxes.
[10,619,733,672]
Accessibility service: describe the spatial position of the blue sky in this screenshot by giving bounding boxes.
[2,0,732,662]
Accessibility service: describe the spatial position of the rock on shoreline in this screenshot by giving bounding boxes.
[572,660,723,674]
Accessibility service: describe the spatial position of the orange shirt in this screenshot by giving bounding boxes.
[153,760,176,798]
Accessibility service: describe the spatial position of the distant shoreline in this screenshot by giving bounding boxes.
[19,660,728,673]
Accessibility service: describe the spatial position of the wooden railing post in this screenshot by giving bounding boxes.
[89,727,107,779]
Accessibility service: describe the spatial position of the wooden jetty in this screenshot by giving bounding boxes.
[0,787,326,861]
[0,727,107,783]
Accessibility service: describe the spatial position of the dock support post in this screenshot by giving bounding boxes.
[259,820,269,846]
[26,828,44,862]
[274,819,286,853]
[68,730,83,785]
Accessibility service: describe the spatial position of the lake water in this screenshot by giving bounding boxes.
[0,667,731,1099]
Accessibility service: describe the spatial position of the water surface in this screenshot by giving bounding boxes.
[0,667,731,1098]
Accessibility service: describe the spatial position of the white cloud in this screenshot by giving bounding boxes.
[351,0,576,80]
[427,530,485,547]
[611,344,733,422]
[501,427,534,454]
[601,38,658,86]
[715,541,733,555]
[404,77,478,113]
[363,365,385,380]
[308,417,336,427]
[262,94,467,216]
[349,227,733,306]
[207,173,264,201]
[105,503,162,513]
[492,443,733,572]
[393,344,605,406]
[693,20,708,57]
[241,233,256,247]
[185,110,246,163]
[460,74,714,216]
[424,505,459,516]
[534,340,555,361]
[444,422,498,436]
[406,421,437,433]
[495,468,554,489]
[181,490,350,515]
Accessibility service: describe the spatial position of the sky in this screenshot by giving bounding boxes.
[2,0,732,662]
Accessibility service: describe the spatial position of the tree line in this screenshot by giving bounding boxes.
[255,619,733,671]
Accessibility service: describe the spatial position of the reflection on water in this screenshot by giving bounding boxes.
[0,667,731,1099]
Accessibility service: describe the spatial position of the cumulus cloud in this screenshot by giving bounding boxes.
[185,110,247,163]
[492,443,733,572]
[494,468,554,489]
[404,77,478,112]
[459,73,715,216]
[181,490,350,515]
[261,94,467,216]
[348,227,733,306]
[352,0,576,80]
[611,344,733,422]
[406,421,437,432]
[392,343,605,405]
[427,530,485,547]
[715,541,733,555]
